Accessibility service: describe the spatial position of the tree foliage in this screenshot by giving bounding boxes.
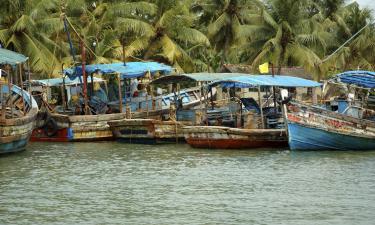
[0,0,373,79]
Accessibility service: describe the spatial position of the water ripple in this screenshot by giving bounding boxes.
[1,142,375,224]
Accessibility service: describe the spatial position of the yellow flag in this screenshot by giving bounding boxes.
[259,62,269,74]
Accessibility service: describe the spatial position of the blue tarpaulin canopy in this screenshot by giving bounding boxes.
[0,48,28,65]
[334,71,375,89]
[209,75,321,88]
[30,76,104,87]
[64,62,172,80]
[150,73,248,84]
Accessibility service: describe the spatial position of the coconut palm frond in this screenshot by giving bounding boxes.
[175,27,209,46]
[207,12,229,37]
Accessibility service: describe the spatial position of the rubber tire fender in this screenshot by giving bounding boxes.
[43,117,59,137]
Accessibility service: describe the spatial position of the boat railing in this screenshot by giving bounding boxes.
[289,101,375,127]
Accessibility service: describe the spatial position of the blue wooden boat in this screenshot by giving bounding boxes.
[287,71,375,150]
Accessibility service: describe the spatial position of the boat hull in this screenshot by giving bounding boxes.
[288,121,375,150]
[0,134,30,154]
[109,119,187,144]
[183,126,288,149]
[31,113,126,142]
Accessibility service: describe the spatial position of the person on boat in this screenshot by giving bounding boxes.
[130,78,139,97]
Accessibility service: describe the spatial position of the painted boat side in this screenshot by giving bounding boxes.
[0,136,29,154]
[30,128,72,142]
[109,119,187,144]
[286,102,375,150]
[31,113,126,142]
[288,121,375,150]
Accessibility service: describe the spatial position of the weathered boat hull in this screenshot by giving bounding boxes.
[287,102,375,150]
[109,119,187,144]
[288,122,375,150]
[31,113,127,142]
[183,126,288,149]
[1,85,38,154]
[0,134,30,154]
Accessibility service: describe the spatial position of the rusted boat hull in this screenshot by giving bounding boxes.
[287,102,375,150]
[31,113,127,142]
[183,126,288,149]
[109,119,187,144]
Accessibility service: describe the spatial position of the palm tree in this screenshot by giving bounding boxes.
[0,0,64,77]
[106,0,210,72]
[327,3,375,71]
[196,0,261,64]
[238,0,329,79]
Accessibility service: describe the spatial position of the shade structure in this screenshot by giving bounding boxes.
[209,75,321,88]
[64,62,173,80]
[0,48,28,65]
[333,71,375,89]
[150,73,249,85]
[30,76,105,87]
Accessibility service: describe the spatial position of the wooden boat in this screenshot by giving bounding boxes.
[0,48,38,154]
[31,61,173,142]
[108,73,237,144]
[1,84,38,153]
[287,101,375,150]
[0,82,38,153]
[108,119,190,144]
[286,71,375,150]
[181,74,321,149]
[183,126,287,149]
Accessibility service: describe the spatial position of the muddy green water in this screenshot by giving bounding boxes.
[1,142,375,224]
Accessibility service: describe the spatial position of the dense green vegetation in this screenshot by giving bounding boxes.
[0,0,374,80]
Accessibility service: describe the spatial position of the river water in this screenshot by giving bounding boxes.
[1,142,375,225]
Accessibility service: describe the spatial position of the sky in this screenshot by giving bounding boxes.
[355,0,375,12]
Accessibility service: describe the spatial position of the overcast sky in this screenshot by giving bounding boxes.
[355,0,375,11]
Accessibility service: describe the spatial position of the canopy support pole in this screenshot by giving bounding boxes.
[258,86,264,129]
[7,66,13,118]
[118,74,123,113]
[18,64,26,115]
[27,60,32,105]
[0,81,4,121]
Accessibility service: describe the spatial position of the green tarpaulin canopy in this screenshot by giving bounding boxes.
[0,48,28,65]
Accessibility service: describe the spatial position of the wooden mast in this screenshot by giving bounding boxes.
[81,40,90,115]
